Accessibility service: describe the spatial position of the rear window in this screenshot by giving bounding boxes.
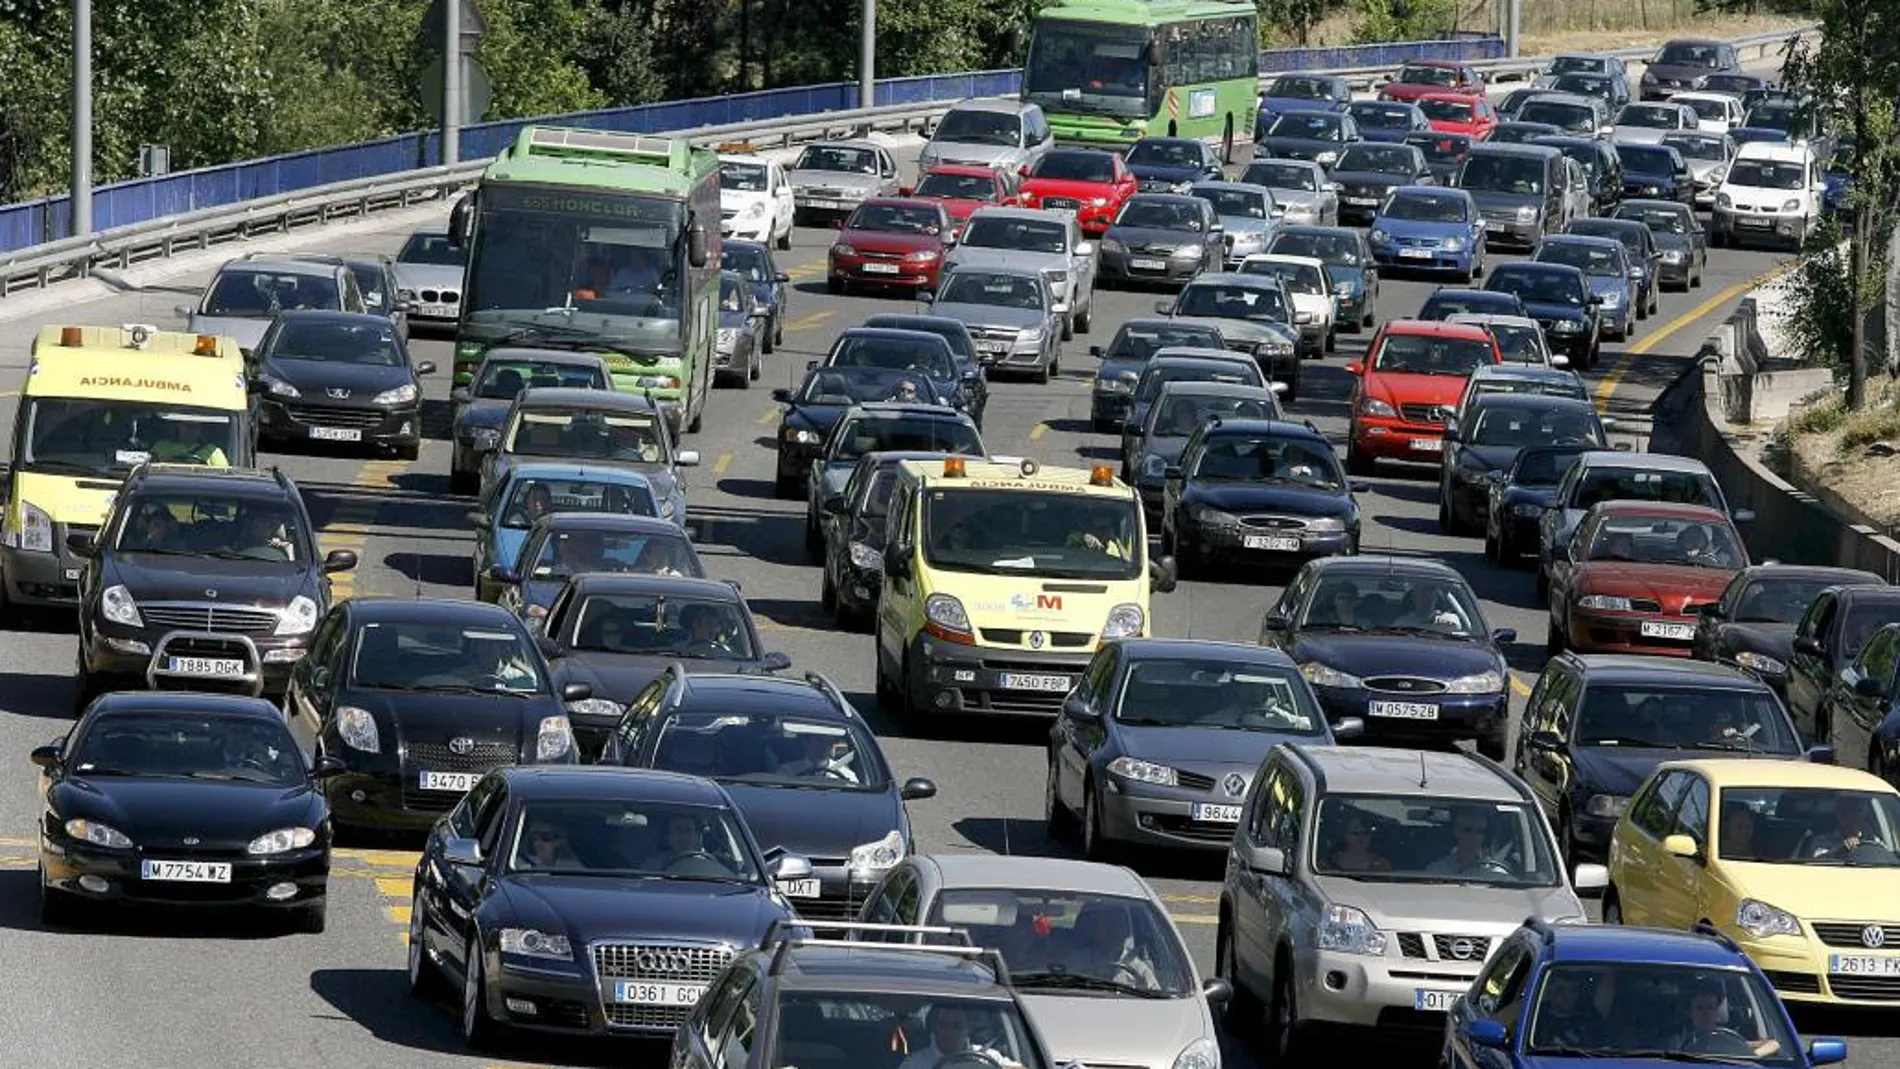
[1573,468,1722,510]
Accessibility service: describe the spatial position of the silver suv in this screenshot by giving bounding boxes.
[1215,743,1605,1061]
[918,99,1053,175]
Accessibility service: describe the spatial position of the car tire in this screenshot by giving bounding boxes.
[762,318,776,355]
[1483,525,1499,562]
[1221,115,1236,166]
[1603,892,1623,925]
[295,899,327,934]
[1346,439,1373,477]
[1081,782,1116,863]
[1217,920,1264,1030]
[1033,361,1050,385]
[1324,329,1336,354]
[462,933,499,1048]
[408,889,447,999]
[1044,758,1076,840]
[1076,301,1093,333]
[1270,957,1305,1066]
[1061,314,1075,341]
[1477,733,1506,761]
[450,469,478,496]
[820,562,838,614]
[777,227,792,252]
[827,276,844,296]
[38,860,80,928]
[1546,617,1566,657]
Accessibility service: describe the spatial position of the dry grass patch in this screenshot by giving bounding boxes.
[1784,378,1900,528]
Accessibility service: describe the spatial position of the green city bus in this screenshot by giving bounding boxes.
[447,126,720,435]
[1022,0,1260,158]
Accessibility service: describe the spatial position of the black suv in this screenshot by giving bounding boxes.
[72,464,356,706]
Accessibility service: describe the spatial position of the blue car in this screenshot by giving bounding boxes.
[1443,919,1847,1069]
[1616,142,1694,205]
[1534,234,1637,341]
[720,239,790,353]
[1347,99,1432,143]
[1259,72,1351,119]
[1367,185,1487,278]
[1256,108,1357,168]
[1823,136,1855,215]
[469,461,665,603]
[1124,136,1225,193]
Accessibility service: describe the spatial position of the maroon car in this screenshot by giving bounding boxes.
[1379,60,1487,104]
[826,198,955,294]
[1546,500,1747,657]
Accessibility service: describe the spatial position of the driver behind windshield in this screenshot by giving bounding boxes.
[1804,793,1888,858]
[1669,978,1778,1058]
[896,1005,1002,1069]
[641,813,729,873]
[1057,901,1161,989]
[678,602,735,656]
[1427,807,1501,875]
[773,726,860,783]
[1065,506,1129,559]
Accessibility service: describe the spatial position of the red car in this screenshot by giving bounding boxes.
[901,165,1018,237]
[1546,500,1747,656]
[826,198,955,294]
[1345,320,1502,473]
[1379,60,1486,104]
[1018,148,1137,236]
[1416,92,1499,140]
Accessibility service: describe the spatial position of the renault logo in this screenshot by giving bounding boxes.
[1448,938,1477,961]
[1221,772,1247,798]
[1864,925,1887,949]
[1028,631,1046,650]
[448,737,475,756]
[205,589,219,599]
[182,837,200,846]
[326,387,351,399]
[637,949,696,974]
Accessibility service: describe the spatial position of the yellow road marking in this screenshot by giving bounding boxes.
[386,904,413,927]
[1030,423,1049,441]
[1511,674,1532,697]
[1159,893,1218,905]
[712,453,733,477]
[782,310,834,332]
[758,408,780,425]
[1593,271,1776,405]
[1170,914,1217,925]
[334,847,421,867]
[376,875,411,900]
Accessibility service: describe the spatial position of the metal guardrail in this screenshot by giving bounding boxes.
[0,24,1814,299]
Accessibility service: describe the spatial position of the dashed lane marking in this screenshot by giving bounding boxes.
[320,458,408,601]
[781,310,834,333]
[1029,422,1049,441]
[757,408,780,425]
[712,453,733,477]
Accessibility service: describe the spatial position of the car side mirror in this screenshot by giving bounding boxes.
[451,387,472,404]
[467,510,492,529]
[1208,223,1224,234]
[174,303,193,319]
[1200,977,1233,1006]
[487,564,517,585]
[1088,345,1104,358]
[897,186,914,197]
[1492,628,1517,644]
[29,743,62,771]
[822,494,848,514]
[443,837,483,867]
[917,291,935,304]
[1152,299,1176,315]
[1245,845,1288,876]
[761,651,792,671]
[1270,205,1287,219]
[1528,729,1564,751]
[1150,556,1178,594]
[65,531,95,556]
[1572,863,1609,891]
[885,545,912,578]
[1662,833,1701,860]
[1349,480,1370,494]
[1697,602,1723,618]
[1331,717,1365,740]
[1807,1039,1849,1067]
[1794,636,1823,656]
[1550,354,1571,367]
[560,681,593,703]
[1465,1019,1508,1049]
[1076,241,1095,256]
[1854,674,1886,700]
[774,854,815,881]
[901,777,938,801]
[676,450,702,467]
[323,549,358,574]
[414,360,437,376]
[1344,362,1363,375]
[1808,744,1837,765]
[310,754,347,779]
[772,387,793,404]
[774,272,790,283]
[1062,694,1100,721]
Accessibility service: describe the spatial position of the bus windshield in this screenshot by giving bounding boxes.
[1025,21,1152,115]
[21,400,242,477]
[924,488,1143,580]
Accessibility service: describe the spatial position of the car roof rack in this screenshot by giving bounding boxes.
[1690,919,1743,953]
[802,670,854,713]
[760,921,1010,979]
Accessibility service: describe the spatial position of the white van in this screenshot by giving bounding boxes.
[1712,141,1824,249]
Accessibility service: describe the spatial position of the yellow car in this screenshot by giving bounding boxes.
[1605,758,1900,1006]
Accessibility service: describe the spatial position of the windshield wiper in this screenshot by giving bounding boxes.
[1527,1047,1617,1059]
[1301,622,1364,632]
[1613,1050,1756,1066]
[24,458,118,477]
[1378,625,1475,639]
[1012,971,1169,999]
[188,770,285,784]
[72,765,145,777]
[1581,735,1667,747]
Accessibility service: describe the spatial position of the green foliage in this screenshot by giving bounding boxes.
[1352,0,1456,43]
[1785,215,1856,372]
[1259,0,1339,46]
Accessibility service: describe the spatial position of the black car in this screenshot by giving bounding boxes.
[1439,393,1606,536]
[1347,100,1431,144]
[1132,383,1286,522]
[1257,109,1356,166]
[803,403,984,557]
[1267,226,1380,330]
[1259,555,1516,755]
[1488,121,1562,145]
[861,313,989,426]
[1047,638,1358,857]
[407,765,805,1046]
[1515,654,1810,865]
[1125,136,1226,191]
[1120,352,1269,476]
[34,691,339,930]
[1484,444,1590,566]
[1822,621,1900,781]
[601,670,937,920]
[1565,217,1662,318]
[1482,262,1602,367]
[1692,566,1885,695]
[1531,135,1624,215]
[1159,417,1360,572]
[449,349,612,494]
[283,598,589,833]
[1417,287,1526,321]
[540,573,788,754]
[72,464,356,705]
[488,512,706,623]
[818,450,945,628]
[1641,38,1740,100]
[818,326,975,421]
[771,365,947,498]
[1087,317,1225,431]
[1405,130,1473,185]
[721,239,790,353]
[1614,199,1705,291]
[1787,584,1900,745]
[250,310,435,459]
[1330,142,1434,226]
[1615,143,1694,206]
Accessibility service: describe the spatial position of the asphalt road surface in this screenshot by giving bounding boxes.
[1,106,1889,1069]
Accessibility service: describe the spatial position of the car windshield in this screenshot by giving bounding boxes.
[719,274,750,313]
[860,469,901,518]
[1524,963,1800,1063]
[1312,795,1560,886]
[961,216,1068,254]
[770,993,1044,1069]
[1619,145,1677,172]
[1662,134,1727,161]
[1575,468,1722,509]
[202,269,341,316]
[1267,76,1334,100]
[1485,324,1549,363]
[1519,101,1596,131]
[1425,292,1518,318]
[1270,230,1361,265]
[1538,242,1623,277]
[1240,260,1325,296]
[930,888,1195,997]
[1373,333,1493,375]
[475,359,606,399]
[1620,205,1691,234]
[1241,162,1319,191]
[1730,576,1866,624]
[829,333,957,381]
[1582,513,1743,569]
[915,172,998,201]
[1193,434,1341,490]
[398,232,463,265]
[1513,448,1586,486]
[1705,74,1757,92]
[938,271,1047,310]
[1337,145,1415,175]
[1032,150,1117,183]
[1727,160,1806,190]
[1490,269,1587,306]
[70,713,307,784]
[862,318,977,364]
[349,620,542,693]
[848,202,944,234]
[1303,573,1487,637]
[1351,104,1417,129]
[268,318,402,366]
[1195,187,1269,219]
[798,366,940,405]
[1719,786,1900,867]
[506,800,762,882]
[1419,98,1475,123]
[531,530,702,581]
[1128,140,1202,166]
[1553,74,1610,96]
[504,409,664,464]
[1137,364,1259,403]
[1268,113,1342,140]
[721,163,768,192]
[1658,42,1723,67]
[1679,97,1730,122]
[1746,105,1798,131]
[116,495,305,562]
[1177,282,1287,322]
[563,592,749,658]
[503,480,657,532]
[1383,192,1468,222]
[1618,105,1685,129]
[833,415,983,461]
[1105,323,1223,362]
[722,244,773,282]
[1409,135,1471,163]
[1116,200,1205,231]
[795,145,878,174]
[1470,407,1600,447]
[22,400,241,478]
[1574,684,1798,753]
[1112,652,1329,736]
[923,489,1142,580]
[1152,395,1278,438]
[1458,153,1547,194]
[1471,376,1587,401]
[935,109,1020,145]
[1398,64,1458,86]
[650,712,881,788]
[1550,55,1607,75]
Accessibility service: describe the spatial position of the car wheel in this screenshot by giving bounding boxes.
[1218,920,1264,1030]
[450,469,478,496]
[762,318,776,355]
[734,352,752,390]
[774,474,799,500]
[1033,360,1050,385]
[1270,958,1305,1066]
[804,514,823,560]
[1603,892,1623,925]
[1559,813,1579,869]
[1061,314,1075,341]
[462,933,499,1047]
[826,276,844,296]
[38,859,79,928]
[1044,757,1076,839]
[1324,328,1336,353]
[295,899,327,934]
[408,889,447,999]
[820,561,838,613]
[1081,782,1115,862]
[777,227,792,252]
[1075,301,1093,333]
[1546,616,1566,657]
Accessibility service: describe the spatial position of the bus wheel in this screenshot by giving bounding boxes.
[1221,116,1235,165]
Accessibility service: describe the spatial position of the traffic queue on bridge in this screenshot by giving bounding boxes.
[5,27,1886,1069]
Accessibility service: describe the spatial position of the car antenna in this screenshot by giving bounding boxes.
[1418,749,1428,789]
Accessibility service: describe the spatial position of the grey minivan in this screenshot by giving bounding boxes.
[919,99,1054,175]
[1455,144,1567,248]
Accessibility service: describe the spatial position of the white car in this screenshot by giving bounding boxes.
[1447,313,1568,368]
[1668,91,1744,135]
[1237,253,1335,356]
[1712,141,1824,249]
[718,154,795,250]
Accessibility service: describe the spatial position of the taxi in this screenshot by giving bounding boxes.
[873,457,1176,721]
[2,325,252,611]
[1344,319,1501,474]
[1607,759,1900,1007]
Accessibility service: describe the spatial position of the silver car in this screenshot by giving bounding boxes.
[178,258,365,355]
[1237,158,1337,227]
[1661,130,1736,208]
[860,856,1225,1069]
[1610,101,1699,145]
[788,140,901,223]
[392,228,467,326]
[1532,53,1627,89]
[1189,180,1283,268]
[923,264,1063,383]
[1217,744,1604,1061]
[918,99,1053,175]
[941,207,1097,339]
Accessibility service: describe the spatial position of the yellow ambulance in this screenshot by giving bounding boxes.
[1,325,253,611]
[873,456,1176,720]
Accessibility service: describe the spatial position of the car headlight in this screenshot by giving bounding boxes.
[1021,326,1047,343]
[716,327,739,349]
[1578,594,1634,611]
[1317,904,1387,955]
[1781,198,1801,212]
[1315,150,1338,166]
[847,541,883,571]
[1103,238,1126,253]
[1516,205,1538,221]
[1736,898,1801,938]
[1600,289,1623,306]
[1046,270,1068,284]
[1308,517,1348,535]
[924,592,971,636]
[1090,196,1109,207]
[274,595,319,637]
[1178,245,1205,259]
[263,374,301,399]
[247,827,317,855]
[536,715,574,762]
[1359,396,1396,418]
[1333,281,1355,295]
[1717,192,1733,209]
[1585,794,1629,819]
[65,818,133,848]
[831,243,857,257]
[14,500,53,553]
[1368,228,1391,244]
[849,829,905,877]
[372,382,417,406]
[500,928,573,960]
[1513,502,1546,517]
[1444,670,1505,694]
[337,705,380,753]
[908,249,940,262]
[783,426,822,445]
[1101,602,1145,640]
[634,374,679,390]
[1300,661,1363,689]
[100,584,143,627]
[1173,1038,1220,1069]
[1442,236,1466,251]
[1295,311,1315,324]
[1172,181,1195,193]
[1257,338,1295,357]
[1096,376,1133,394]
[1734,650,1788,675]
[1190,506,1241,528]
[1551,319,1584,333]
[568,698,623,720]
[1108,755,1178,787]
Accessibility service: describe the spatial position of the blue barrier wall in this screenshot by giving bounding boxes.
[0,35,1503,253]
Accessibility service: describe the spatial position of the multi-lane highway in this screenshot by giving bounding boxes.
[0,104,1890,1069]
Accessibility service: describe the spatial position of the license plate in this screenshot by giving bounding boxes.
[978,341,1010,354]
[1639,621,1696,641]
[1830,955,1900,976]
[613,981,706,1006]
[1414,988,1461,1012]
[1192,803,1242,823]
[1345,196,1378,206]
[806,198,849,210]
[1737,216,1770,228]
[418,770,481,792]
[1129,258,1168,271]
[141,859,232,883]
[1400,248,1434,259]
[63,567,81,580]
[1369,700,1440,720]
[778,878,822,899]
[167,656,247,677]
[1000,673,1072,692]
[1243,534,1302,552]
[861,262,901,274]
[1411,437,1445,452]
[309,426,363,442]
[418,303,455,318]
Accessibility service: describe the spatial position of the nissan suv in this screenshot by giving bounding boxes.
[1215,743,1603,1062]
